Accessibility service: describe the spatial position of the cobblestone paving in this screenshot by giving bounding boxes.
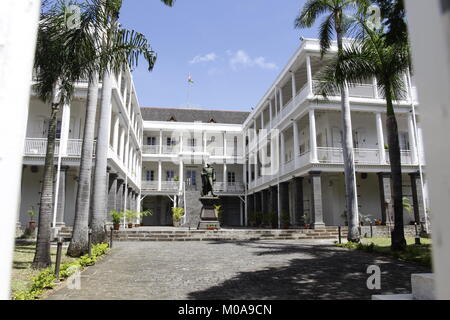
[46,240,430,300]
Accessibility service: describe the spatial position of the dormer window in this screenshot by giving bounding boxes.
[168,115,177,122]
[209,118,216,123]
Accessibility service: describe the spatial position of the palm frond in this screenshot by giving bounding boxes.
[294,0,331,29]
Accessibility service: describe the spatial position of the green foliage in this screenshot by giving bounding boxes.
[403,197,413,215]
[27,206,36,220]
[110,210,123,224]
[214,205,224,222]
[13,243,110,300]
[281,212,290,226]
[172,207,185,222]
[337,238,432,267]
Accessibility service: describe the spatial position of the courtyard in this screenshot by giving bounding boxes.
[46,240,430,300]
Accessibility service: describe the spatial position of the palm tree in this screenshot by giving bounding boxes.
[315,17,409,250]
[90,0,176,244]
[32,1,102,268]
[69,0,171,255]
[295,0,369,242]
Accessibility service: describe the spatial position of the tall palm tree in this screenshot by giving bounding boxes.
[295,0,369,242]
[32,1,102,268]
[69,0,170,255]
[316,17,409,250]
[90,0,175,244]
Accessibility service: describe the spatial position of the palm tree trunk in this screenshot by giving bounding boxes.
[385,89,407,251]
[91,69,113,244]
[67,72,99,257]
[32,85,60,268]
[336,22,359,242]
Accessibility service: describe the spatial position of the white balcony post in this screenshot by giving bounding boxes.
[309,109,318,163]
[112,114,120,153]
[376,113,386,164]
[372,77,379,99]
[179,160,184,191]
[179,133,183,153]
[159,129,163,154]
[261,110,264,129]
[223,132,227,156]
[293,119,299,158]
[291,70,297,99]
[203,131,207,153]
[280,130,285,167]
[408,113,418,164]
[223,163,228,192]
[306,55,313,96]
[278,87,283,109]
[60,102,71,156]
[269,99,273,127]
[119,126,125,160]
[158,161,162,191]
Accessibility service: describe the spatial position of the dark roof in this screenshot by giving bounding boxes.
[140,107,250,124]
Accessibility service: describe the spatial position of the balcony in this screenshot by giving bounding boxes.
[142,145,159,154]
[141,181,158,191]
[24,138,90,157]
[213,182,245,193]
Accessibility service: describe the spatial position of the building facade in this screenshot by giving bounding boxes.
[17,39,428,230]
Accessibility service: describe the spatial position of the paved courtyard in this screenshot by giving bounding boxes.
[46,240,430,300]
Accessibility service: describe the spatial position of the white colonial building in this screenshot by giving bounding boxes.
[17,38,428,231]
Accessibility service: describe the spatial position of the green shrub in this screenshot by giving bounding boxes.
[13,243,110,300]
[110,210,123,224]
[172,207,185,222]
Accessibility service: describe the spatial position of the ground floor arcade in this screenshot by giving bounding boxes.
[246,171,427,229]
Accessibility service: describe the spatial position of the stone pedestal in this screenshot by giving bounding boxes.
[197,197,221,230]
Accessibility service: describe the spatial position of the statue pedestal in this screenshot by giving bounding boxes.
[198,196,221,230]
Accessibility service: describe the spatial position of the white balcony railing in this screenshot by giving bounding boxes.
[142,145,160,154]
[141,181,158,191]
[213,182,245,193]
[24,138,87,157]
[317,147,382,164]
[385,150,413,165]
[161,181,179,191]
[163,145,179,154]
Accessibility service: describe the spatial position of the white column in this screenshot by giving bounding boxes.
[179,132,183,153]
[124,135,130,167]
[60,102,71,155]
[203,131,207,153]
[112,114,119,153]
[261,110,264,129]
[159,129,163,154]
[306,55,313,96]
[408,113,418,164]
[372,77,379,99]
[158,161,162,191]
[223,163,228,192]
[293,119,299,158]
[223,132,227,156]
[269,99,273,127]
[278,87,283,109]
[280,130,285,166]
[291,70,297,98]
[179,160,184,191]
[0,0,41,300]
[376,113,386,164]
[119,126,125,160]
[309,109,318,163]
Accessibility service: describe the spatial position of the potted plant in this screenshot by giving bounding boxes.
[125,210,136,228]
[172,207,184,227]
[281,212,291,229]
[301,215,311,229]
[27,206,36,230]
[207,224,218,231]
[135,210,152,227]
[214,205,224,223]
[110,210,123,231]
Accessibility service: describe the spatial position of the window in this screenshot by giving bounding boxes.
[399,132,410,150]
[56,120,62,139]
[233,136,238,155]
[146,170,155,181]
[186,170,197,185]
[166,170,175,181]
[147,137,156,145]
[167,137,176,146]
[187,138,197,147]
[227,171,236,184]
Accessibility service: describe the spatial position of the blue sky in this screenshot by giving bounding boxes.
[119,0,318,111]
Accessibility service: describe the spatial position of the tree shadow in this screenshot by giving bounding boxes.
[188,241,431,300]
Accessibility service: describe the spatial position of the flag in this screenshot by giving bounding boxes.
[188,74,194,84]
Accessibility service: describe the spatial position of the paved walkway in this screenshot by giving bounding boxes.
[46,240,430,300]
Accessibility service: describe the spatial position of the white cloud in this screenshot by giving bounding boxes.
[189,53,217,64]
[229,50,278,71]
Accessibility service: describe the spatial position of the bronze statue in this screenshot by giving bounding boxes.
[201,163,216,197]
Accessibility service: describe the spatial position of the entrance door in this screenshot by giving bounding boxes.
[186,170,197,190]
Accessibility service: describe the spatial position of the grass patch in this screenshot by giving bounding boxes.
[337,237,432,268]
[11,243,110,300]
